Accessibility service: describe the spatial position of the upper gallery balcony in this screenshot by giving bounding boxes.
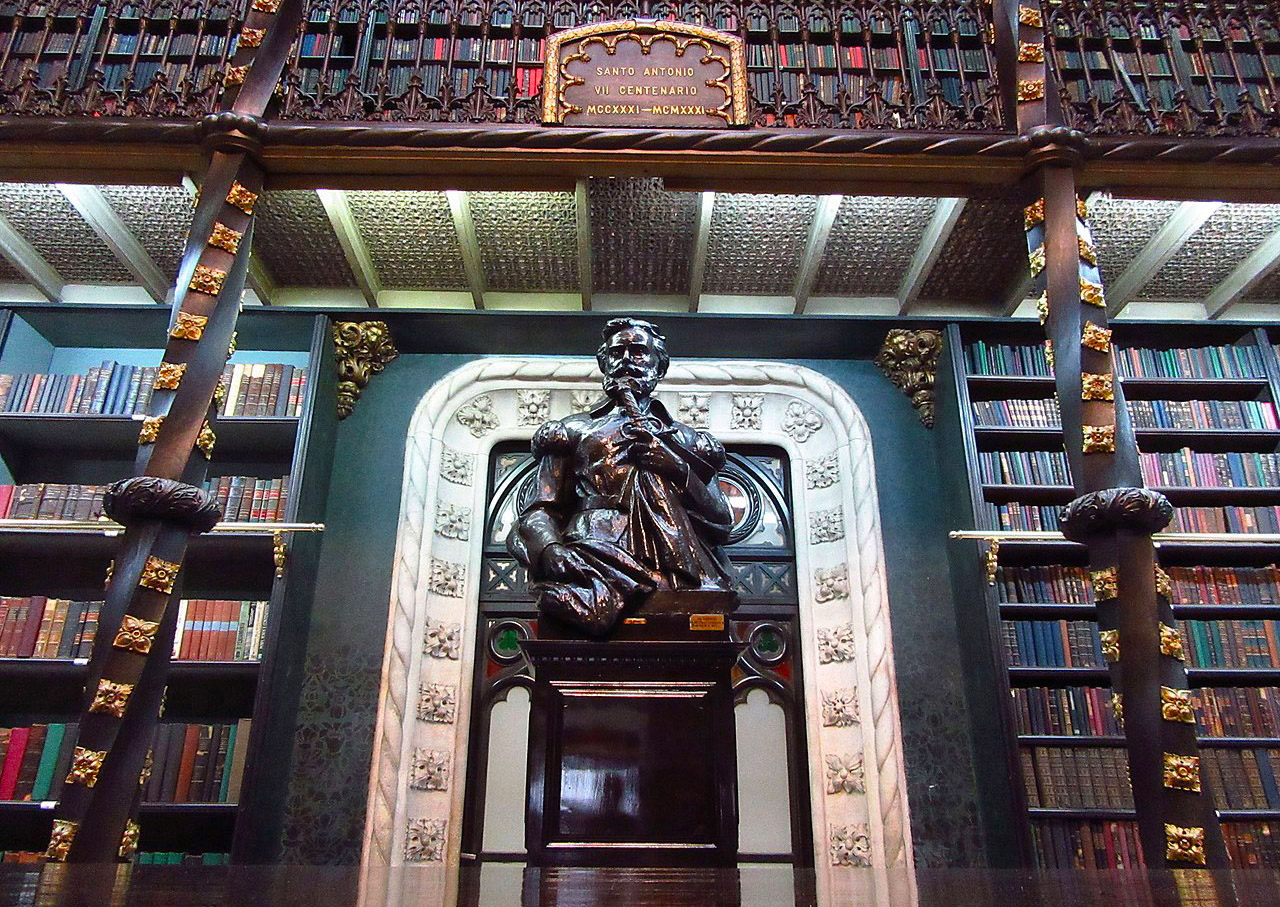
[0,0,1274,143]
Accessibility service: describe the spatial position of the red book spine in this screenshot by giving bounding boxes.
[16,597,47,658]
[173,724,200,803]
[0,726,30,799]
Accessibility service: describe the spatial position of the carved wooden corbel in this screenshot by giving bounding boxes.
[333,320,398,419]
[874,329,943,428]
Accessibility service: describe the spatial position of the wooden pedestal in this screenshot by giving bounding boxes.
[522,632,743,867]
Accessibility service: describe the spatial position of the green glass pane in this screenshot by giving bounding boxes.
[755,630,780,654]
[495,627,520,655]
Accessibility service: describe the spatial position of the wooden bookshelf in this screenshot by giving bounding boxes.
[0,305,337,862]
[944,320,1280,869]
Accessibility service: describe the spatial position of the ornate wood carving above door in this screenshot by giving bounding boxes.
[359,358,915,907]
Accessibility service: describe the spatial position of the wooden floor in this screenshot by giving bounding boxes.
[2,865,1279,906]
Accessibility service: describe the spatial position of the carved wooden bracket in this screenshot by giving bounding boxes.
[334,320,398,419]
[874,329,943,428]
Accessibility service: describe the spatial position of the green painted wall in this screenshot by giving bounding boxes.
[281,353,984,868]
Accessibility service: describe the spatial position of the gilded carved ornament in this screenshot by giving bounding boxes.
[1018,41,1045,63]
[1080,278,1106,307]
[1081,373,1114,401]
[1155,566,1173,599]
[1091,567,1118,600]
[1160,686,1195,724]
[209,222,243,254]
[1018,5,1043,27]
[226,182,258,215]
[66,746,107,788]
[238,27,266,49]
[138,416,164,445]
[89,678,134,718]
[333,320,399,419]
[1160,623,1185,660]
[46,819,78,861]
[197,421,217,459]
[154,362,187,390]
[119,819,141,860]
[1099,628,1119,662]
[170,311,207,341]
[873,328,943,428]
[1165,824,1207,865]
[1017,79,1046,102]
[1082,322,1112,352]
[1082,424,1116,453]
[189,265,228,297]
[139,555,180,594]
[113,613,161,655]
[1163,753,1200,793]
[223,64,249,86]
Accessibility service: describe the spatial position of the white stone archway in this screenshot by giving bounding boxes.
[359,358,916,907]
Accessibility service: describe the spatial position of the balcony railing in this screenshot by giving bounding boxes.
[0,0,1274,137]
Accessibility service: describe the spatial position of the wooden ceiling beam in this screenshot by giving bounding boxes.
[1106,200,1220,317]
[792,195,842,315]
[446,189,487,310]
[0,210,63,301]
[897,197,965,315]
[247,251,278,306]
[57,183,169,303]
[1205,223,1280,319]
[575,179,592,311]
[687,191,714,313]
[316,188,381,307]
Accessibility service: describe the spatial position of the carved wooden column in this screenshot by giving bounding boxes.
[46,0,307,865]
[1014,0,1231,888]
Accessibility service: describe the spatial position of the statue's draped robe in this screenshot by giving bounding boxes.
[510,399,735,635]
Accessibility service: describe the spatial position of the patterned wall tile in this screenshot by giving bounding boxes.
[1140,203,1280,301]
[255,190,355,288]
[347,190,468,290]
[0,182,133,283]
[1087,197,1180,289]
[98,183,192,279]
[589,177,697,294]
[281,643,383,864]
[918,196,1026,304]
[815,196,936,297]
[471,191,577,292]
[704,194,816,295]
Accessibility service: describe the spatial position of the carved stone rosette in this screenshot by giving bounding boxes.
[874,329,943,428]
[334,320,399,419]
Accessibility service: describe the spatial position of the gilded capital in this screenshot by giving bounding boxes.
[874,329,943,428]
[334,320,398,420]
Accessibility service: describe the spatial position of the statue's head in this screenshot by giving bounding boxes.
[597,317,670,401]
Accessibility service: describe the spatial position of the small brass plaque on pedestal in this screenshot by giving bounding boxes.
[690,614,726,631]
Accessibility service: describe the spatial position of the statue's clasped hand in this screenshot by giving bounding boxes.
[627,430,691,485]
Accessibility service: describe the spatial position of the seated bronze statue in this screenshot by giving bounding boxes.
[508,318,737,636]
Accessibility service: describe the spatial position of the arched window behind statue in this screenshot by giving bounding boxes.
[461,442,812,865]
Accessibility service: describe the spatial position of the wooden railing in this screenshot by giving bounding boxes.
[0,0,1274,136]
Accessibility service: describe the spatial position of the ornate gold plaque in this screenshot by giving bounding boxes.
[189,265,228,296]
[209,222,243,254]
[1017,79,1046,101]
[226,182,258,214]
[1017,42,1045,63]
[543,19,748,128]
[120,819,141,860]
[170,311,208,341]
[1161,686,1195,723]
[1023,198,1044,230]
[1099,628,1119,663]
[690,613,725,631]
[1155,566,1173,599]
[1160,623,1186,660]
[138,416,164,444]
[1083,424,1116,453]
[1091,567,1119,601]
[197,421,217,459]
[1163,753,1200,792]
[239,28,266,49]
[1081,373,1114,401]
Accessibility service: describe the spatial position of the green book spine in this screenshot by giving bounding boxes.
[218,724,236,804]
[30,724,64,800]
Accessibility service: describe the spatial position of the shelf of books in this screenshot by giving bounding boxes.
[1044,1,1280,132]
[87,0,242,96]
[0,0,102,91]
[946,321,1280,869]
[0,305,337,863]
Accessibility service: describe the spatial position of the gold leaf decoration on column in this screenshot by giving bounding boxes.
[333,320,399,420]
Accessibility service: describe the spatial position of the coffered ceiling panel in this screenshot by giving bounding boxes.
[254,190,354,288]
[1244,265,1280,301]
[0,183,132,283]
[704,194,816,295]
[1140,203,1280,301]
[98,183,192,280]
[347,190,467,290]
[471,191,577,292]
[1087,197,1181,289]
[590,178,696,295]
[815,196,936,297]
[918,197,1024,304]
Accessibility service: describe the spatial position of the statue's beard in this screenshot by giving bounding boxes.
[604,370,659,407]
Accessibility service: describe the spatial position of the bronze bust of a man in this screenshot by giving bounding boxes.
[509,318,737,636]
